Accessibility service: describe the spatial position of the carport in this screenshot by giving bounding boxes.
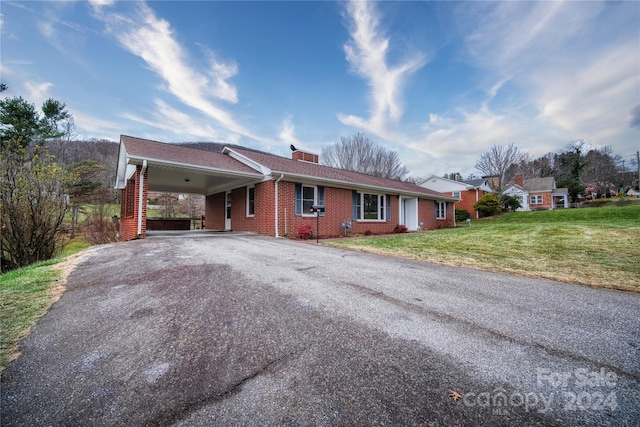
[114,136,263,241]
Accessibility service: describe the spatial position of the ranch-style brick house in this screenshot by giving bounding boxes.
[115,135,458,241]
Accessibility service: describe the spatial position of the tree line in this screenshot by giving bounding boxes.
[473,141,637,203]
[1,91,120,272]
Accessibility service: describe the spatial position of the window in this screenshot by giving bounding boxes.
[530,195,543,205]
[435,201,447,219]
[295,184,324,216]
[352,192,387,221]
[302,185,315,214]
[246,186,255,217]
[452,191,461,200]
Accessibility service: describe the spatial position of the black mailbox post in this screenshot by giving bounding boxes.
[309,205,325,243]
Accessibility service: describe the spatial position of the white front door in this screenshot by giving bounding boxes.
[225,191,232,230]
[400,197,418,230]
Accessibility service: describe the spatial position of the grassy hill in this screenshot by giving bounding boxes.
[325,204,640,292]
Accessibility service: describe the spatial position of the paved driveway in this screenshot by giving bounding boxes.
[2,234,639,426]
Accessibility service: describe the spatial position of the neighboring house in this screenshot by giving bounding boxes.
[627,188,640,198]
[503,175,569,211]
[114,136,458,241]
[420,176,493,219]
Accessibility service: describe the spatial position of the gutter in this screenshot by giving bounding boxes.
[137,160,147,236]
[274,173,284,237]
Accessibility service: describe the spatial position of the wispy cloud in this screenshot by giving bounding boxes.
[122,99,224,141]
[91,1,263,143]
[24,80,53,105]
[338,0,426,138]
[413,0,640,175]
[278,115,303,148]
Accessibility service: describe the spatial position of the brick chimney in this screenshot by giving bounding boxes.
[514,174,524,187]
[292,150,319,163]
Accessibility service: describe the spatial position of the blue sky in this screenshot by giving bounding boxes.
[1,0,639,177]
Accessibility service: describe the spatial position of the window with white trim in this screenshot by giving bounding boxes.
[246,186,255,217]
[353,192,386,221]
[295,184,324,216]
[530,195,543,205]
[452,191,461,200]
[435,201,447,219]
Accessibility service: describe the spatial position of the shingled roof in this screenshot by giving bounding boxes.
[121,135,258,174]
[118,135,455,201]
[230,147,455,200]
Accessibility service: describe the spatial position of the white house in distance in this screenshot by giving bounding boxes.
[420,176,493,219]
[503,175,569,211]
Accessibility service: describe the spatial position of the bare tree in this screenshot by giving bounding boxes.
[1,142,69,271]
[475,143,529,193]
[321,133,409,180]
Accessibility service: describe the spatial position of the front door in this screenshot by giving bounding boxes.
[225,191,232,230]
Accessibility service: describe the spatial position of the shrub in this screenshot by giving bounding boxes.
[364,229,372,236]
[455,209,470,222]
[297,224,313,240]
[500,194,522,212]
[393,224,408,233]
[392,224,405,233]
[473,193,502,217]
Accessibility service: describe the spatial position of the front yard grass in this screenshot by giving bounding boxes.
[324,204,640,293]
[0,239,91,370]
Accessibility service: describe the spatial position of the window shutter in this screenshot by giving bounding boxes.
[352,190,358,220]
[386,195,391,222]
[295,183,302,216]
[318,186,325,217]
[434,200,438,218]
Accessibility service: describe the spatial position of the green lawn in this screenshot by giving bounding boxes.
[0,240,91,370]
[325,204,640,293]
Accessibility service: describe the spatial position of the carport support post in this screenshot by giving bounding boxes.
[316,211,319,244]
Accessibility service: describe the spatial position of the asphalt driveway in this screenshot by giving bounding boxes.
[2,233,639,426]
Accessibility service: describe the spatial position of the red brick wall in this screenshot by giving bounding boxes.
[119,166,148,241]
[204,192,225,230]
[529,192,552,210]
[418,199,455,230]
[231,182,276,235]
[454,189,486,219]
[203,180,455,238]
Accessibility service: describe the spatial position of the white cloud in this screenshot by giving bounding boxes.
[92,1,265,142]
[338,0,426,138]
[24,80,53,105]
[278,115,303,148]
[408,0,640,176]
[123,99,228,141]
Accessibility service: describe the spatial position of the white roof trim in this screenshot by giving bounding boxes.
[222,147,272,176]
[125,155,263,178]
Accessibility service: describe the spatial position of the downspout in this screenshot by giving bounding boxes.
[274,173,284,238]
[137,160,147,236]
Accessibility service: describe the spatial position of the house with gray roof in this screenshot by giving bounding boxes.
[115,135,457,241]
[503,175,569,211]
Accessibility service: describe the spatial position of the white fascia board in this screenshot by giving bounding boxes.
[272,170,458,202]
[126,155,263,179]
[222,147,272,176]
[114,142,130,189]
